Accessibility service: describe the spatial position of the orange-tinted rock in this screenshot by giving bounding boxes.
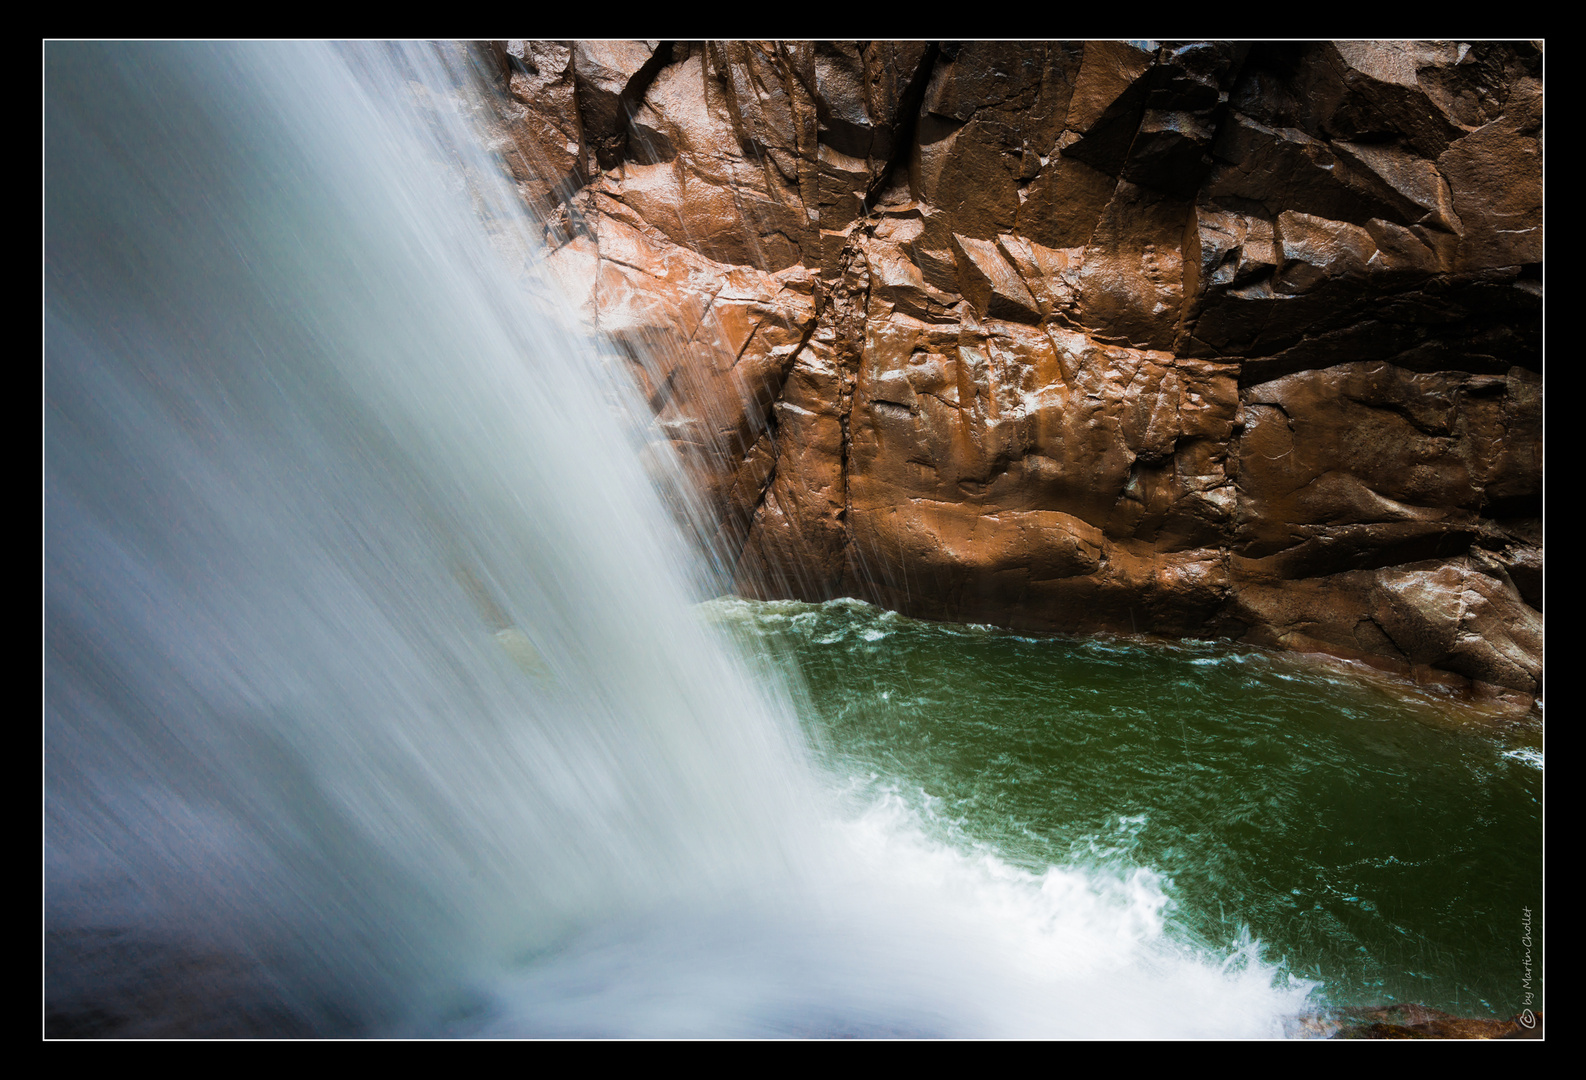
[493,41,588,218]
[1230,557,1543,697]
[502,40,1541,705]
[572,41,668,169]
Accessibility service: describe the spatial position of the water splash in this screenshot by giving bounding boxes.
[46,41,1315,1037]
[46,40,815,1035]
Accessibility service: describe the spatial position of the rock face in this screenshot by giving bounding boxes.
[481,41,1543,706]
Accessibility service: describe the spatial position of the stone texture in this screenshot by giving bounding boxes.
[495,40,1543,706]
[1288,1003,1543,1039]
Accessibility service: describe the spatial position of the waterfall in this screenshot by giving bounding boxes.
[45,41,1312,1037]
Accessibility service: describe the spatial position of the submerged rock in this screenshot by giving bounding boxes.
[490,40,1542,706]
[1289,1003,1543,1039]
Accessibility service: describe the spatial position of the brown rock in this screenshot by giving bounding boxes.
[1075,183,1187,350]
[1295,1003,1544,1040]
[1440,120,1544,269]
[951,233,1042,323]
[494,40,1542,706]
[572,40,667,169]
[496,41,587,218]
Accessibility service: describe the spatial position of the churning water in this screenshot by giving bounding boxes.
[44,42,1536,1038]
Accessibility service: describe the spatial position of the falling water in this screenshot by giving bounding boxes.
[45,42,1319,1037]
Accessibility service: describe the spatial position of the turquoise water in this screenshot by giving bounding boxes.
[708,596,1544,1020]
[45,39,1540,1037]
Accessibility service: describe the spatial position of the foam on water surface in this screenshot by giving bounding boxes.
[46,42,1534,1037]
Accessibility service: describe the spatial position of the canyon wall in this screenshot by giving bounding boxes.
[480,41,1543,706]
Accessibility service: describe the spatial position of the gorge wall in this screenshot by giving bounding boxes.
[477,41,1543,707]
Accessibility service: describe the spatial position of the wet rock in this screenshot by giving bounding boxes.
[572,40,670,170]
[494,41,587,219]
[499,39,1542,705]
[1290,1003,1544,1039]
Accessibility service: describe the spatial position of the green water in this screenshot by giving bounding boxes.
[709,596,1543,1020]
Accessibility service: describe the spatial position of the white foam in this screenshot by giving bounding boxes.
[46,42,1322,1038]
[463,779,1318,1037]
[1503,747,1544,770]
